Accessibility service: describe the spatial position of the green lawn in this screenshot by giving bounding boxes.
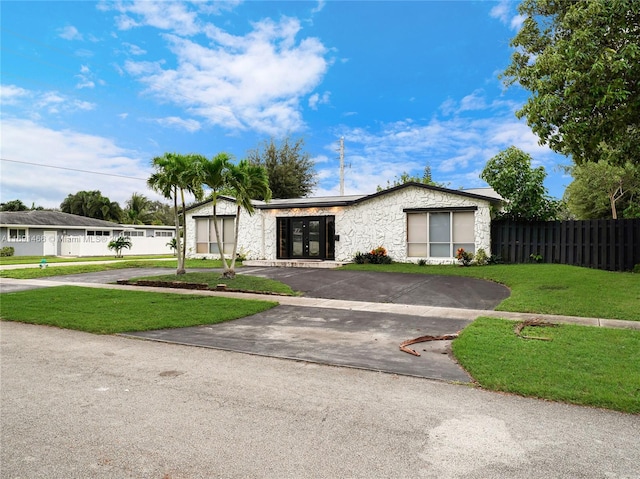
[130,272,296,295]
[342,263,640,321]
[0,259,227,278]
[0,286,277,334]
[452,317,640,414]
[0,255,174,265]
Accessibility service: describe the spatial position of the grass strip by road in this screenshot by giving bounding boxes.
[0,259,225,278]
[452,317,640,414]
[342,263,640,321]
[0,255,175,265]
[0,286,277,334]
[129,272,296,295]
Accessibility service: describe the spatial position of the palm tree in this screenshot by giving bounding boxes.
[147,153,204,275]
[201,152,234,272]
[223,160,271,278]
[123,193,153,225]
[107,236,132,258]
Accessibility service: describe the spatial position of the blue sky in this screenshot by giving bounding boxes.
[1,0,571,209]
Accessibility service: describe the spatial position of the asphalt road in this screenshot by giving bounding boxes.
[2,321,639,479]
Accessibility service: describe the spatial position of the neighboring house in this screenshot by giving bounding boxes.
[184,183,502,264]
[0,211,175,257]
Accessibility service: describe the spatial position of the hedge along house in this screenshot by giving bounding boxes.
[0,210,175,257]
[184,182,502,265]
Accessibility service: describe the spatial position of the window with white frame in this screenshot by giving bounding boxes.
[154,230,173,238]
[86,230,110,236]
[195,216,235,255]
[8,228,27,242]
[123,230,145,237]
[406,210,475,258]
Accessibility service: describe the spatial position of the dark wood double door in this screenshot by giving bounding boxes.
[277,216,335,260]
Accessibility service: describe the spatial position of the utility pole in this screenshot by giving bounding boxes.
[339,137,345,196]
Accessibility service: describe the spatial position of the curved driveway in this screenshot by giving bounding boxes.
[241,267,510,310]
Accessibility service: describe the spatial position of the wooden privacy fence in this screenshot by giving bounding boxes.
[491,219,640,271]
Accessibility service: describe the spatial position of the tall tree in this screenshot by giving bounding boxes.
[503,0,640,167]
[225,160,271,278]
[123,193,153,225]
[201,153,234,273]
[147,153,204,275]
[564,161,640,220]
[60,190,122,222]
[247,136,316,198]
[148,201,174,225]
[0,199,29,211]
[481,146,561,221]
[376,164,444,191]
[201,154,271,278]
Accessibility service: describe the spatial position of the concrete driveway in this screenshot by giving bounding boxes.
[119,267,509,382]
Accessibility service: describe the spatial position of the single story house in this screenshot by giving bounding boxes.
[0,210,175,257]
[184,182,502,264]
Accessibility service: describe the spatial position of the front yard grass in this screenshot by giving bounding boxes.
[0,286,277,334]
[129,272,296,295]
[0,259,226,279]
[342,263,640,321]
[452,317,640,414]
[0,255,174,265]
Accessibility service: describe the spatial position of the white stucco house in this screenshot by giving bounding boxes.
[0,210,175,257]
[184,183,501,264]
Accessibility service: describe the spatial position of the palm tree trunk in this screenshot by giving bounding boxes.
[222,206,242,279]
[173,188,185,275]
[211,199,229,272]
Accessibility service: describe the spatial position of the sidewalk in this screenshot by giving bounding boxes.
[2,276,638,330]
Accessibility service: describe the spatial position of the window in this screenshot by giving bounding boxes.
[154,230,173,238]
[195,217,235,255]
[123,230,145,237]
[8,228,27,242]
[87,230,109,236]
[407,210,475,258]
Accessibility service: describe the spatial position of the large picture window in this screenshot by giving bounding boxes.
[407,210,475,258]
[8,228,27,242]
[195,216,235,255]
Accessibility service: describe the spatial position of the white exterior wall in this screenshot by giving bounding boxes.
[339,188,492,263]
[185,187,493,264]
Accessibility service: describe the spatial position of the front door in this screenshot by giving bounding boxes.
[277,216,334,260]
[291,218,321,258]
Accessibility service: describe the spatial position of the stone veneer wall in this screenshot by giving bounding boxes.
[185,187,493,264]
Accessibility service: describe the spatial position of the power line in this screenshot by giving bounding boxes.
[0,158,148,181]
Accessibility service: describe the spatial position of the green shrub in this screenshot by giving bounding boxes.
[353,246,392,264]
[475,248,488,266]
[417,258,427,266]
[1,246,15,257]
[455,248,474,266]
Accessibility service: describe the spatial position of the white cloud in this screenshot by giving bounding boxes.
[108,1,201,35]
[0,85,30,105]
[315,104,566,196]
[124,16,328,135]
[308,91,330,110]
[489,0,523,31]
[0,119,159,209]
[311,1,326,14]
[458,90,487,112]
[75,65,97,89]
[58,25,83,40]
[123,42,147,56]
[153,116,201,132]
